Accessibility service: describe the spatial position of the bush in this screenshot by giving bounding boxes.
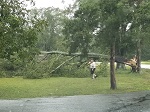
[61,63,90,78]
[0,71,6,78]
[0,59,16,78]
[97,61,109,77]
[22,62,43,79]
[70,67,90,78]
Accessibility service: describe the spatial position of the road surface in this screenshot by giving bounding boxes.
[141,64,150,69]
[0,91,150,112]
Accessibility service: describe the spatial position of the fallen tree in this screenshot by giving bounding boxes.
[40,51,137,72]
[40,51,109,58]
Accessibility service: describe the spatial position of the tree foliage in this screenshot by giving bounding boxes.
[0,0,44,62]
[63,1,100,56]
[128,0,150,72]
[35,7,66,51]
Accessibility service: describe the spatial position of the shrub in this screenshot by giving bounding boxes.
[0,59,16,78]
[22,62,43,79]
[61,63,90,78]
[97,61,109,77]
[0,71,6,78]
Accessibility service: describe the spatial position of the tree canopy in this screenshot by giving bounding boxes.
[0,0,44,62]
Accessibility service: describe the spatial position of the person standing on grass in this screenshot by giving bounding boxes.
[88,59,97,79]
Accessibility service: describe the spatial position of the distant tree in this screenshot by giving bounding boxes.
[33,7,67,52]
[63,0,99,57]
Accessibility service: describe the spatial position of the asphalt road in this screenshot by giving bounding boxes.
[141,64,150,69]
[0,91,150,112]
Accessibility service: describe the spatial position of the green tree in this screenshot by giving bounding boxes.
[63,0,150,89]
[63,0,118,89]
[129,0,150,72]
[63,0,146,89]
[33,7,67,52]
[63,0,100,58]
[0,0,43,63]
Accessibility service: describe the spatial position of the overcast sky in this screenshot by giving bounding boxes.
[28,0,75,9]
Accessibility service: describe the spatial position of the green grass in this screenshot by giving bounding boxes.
[0,69,150,99]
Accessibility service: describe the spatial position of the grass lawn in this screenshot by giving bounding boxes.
[0,69,150,99]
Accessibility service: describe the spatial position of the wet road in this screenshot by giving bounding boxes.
[0,91,150,112]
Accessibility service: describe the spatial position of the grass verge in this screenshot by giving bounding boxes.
[0,69,150,99]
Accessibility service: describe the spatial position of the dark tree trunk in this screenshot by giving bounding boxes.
[110,42,117,90]
[136,40,141,73]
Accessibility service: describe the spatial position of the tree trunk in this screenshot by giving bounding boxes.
[136,40,141,73]
[110,42,117,90]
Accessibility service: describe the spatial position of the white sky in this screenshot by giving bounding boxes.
[29,0,75,9]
